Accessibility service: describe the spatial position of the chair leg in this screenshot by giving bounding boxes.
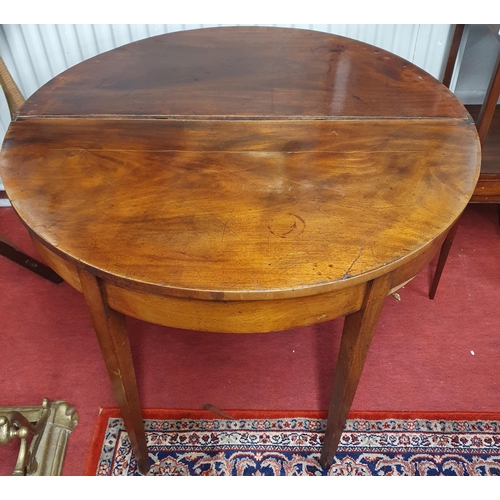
[0,235,63,284]
[429,221,460,299]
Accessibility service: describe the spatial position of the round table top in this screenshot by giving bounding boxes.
[0,27,480,300]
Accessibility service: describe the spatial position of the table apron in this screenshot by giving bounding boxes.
[31,231,447,334]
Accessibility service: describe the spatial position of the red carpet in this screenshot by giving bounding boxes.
[1,204,500,475]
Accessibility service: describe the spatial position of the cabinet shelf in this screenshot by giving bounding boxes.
[467,104,500,202]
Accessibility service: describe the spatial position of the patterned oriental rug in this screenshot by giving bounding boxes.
[85,409,500,476]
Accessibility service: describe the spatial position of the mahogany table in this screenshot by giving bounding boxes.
[0,27,480,475]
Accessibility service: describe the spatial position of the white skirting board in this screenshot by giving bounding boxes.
[0,178,11,206]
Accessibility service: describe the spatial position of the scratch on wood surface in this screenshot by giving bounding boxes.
[216,209,241,242]
[342,247,364,279]
[226,225,243,241]
[221,219,228,242]
[93,202,113,220]
[321,243,333,260]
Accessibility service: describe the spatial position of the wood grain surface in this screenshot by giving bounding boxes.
[1,117,479,299]
[18,27,469,120]
[1,28,480,302]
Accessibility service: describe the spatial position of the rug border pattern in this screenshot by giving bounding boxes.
[85,410,500,476]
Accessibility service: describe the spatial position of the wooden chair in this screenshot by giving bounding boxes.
[429,24,500,299]
[0,56,63,284]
